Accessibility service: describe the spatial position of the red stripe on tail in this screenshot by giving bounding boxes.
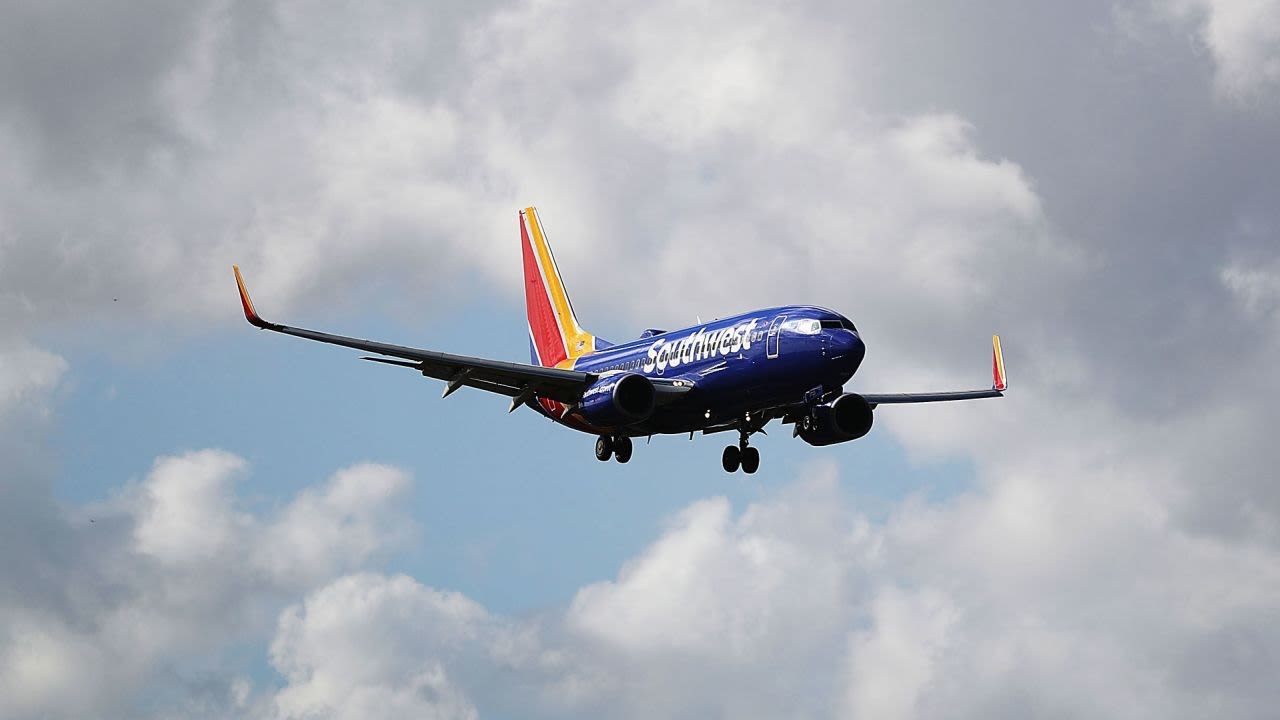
[522,213,568,367]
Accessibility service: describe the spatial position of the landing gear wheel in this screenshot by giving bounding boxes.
[614,435,633,464]
[740,446,760,474]
[595,435,614,462]
[722,445,741,473]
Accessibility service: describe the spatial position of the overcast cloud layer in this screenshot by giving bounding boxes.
[2,0,1279,718]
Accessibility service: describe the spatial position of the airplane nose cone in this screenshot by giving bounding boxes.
[829,330,865,374]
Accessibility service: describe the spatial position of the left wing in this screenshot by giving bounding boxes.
[233,266,595,408]
[860,335,1007,406]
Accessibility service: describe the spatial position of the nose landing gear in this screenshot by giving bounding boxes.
[595,434,634,463]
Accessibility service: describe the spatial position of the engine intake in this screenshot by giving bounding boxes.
[578,373,656,428]
[796,393,874,446]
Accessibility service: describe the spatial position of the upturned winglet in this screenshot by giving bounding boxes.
[232,265,270,329]
[992,334,1007,392]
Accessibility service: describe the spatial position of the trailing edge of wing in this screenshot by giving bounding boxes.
[232,266,595,404]
[860,335,1007,406]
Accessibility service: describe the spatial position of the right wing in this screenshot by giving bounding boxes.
[233,266,595,407]
[859,335,1007,406]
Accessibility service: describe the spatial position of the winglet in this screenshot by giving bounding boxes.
[232,265,270,329]
[992,334,1007,391]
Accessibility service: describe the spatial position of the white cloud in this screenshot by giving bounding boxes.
[1154,0,1280,97]
[0,450,414,719]
[1221,257,1280,319]
[843,586,958,720]
[268,574,486,720]
[245,459,1280,719]
[0,342,67,423]
[133,450,254,565]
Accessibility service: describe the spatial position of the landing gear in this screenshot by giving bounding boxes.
[595,434,634,463]
[722,445,741,472]
[723,430,761,474]
[595,435,613,462]
[614,435,633,464]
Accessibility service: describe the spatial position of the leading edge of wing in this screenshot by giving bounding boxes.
[860,335,1007,406]
[231,266,595,400]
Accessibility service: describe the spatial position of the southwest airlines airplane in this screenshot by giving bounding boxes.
[234,207,1006,473]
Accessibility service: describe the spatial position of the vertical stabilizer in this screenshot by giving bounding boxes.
[521,207,598,368]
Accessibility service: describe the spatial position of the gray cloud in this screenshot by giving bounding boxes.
[0,443,414,718]
[2,0,1279,717]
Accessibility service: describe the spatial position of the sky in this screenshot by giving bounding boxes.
[1,0,1279,718]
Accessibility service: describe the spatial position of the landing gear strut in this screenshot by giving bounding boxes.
[723,429,760,474]
[595,434,633,463]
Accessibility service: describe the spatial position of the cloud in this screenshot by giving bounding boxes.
[251,463,1280,719]
[0,0,1063,351]
[0,446,413,719]
[0,342,66,423]
[1155,0,1280,98]
[268,574,487,720]
[1221,256,1280,320]
[2,0,1280,718]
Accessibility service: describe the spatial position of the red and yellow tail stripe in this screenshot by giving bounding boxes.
[992,334,1007,391]
[521,207,596,369]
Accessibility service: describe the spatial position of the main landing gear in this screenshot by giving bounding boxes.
[722,431,760,474]
[595,434,633,464]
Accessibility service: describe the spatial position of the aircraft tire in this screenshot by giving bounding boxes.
[595,435,614,461]
[614,435,633,463]
[741,446,760,474]
[722,445,741,473]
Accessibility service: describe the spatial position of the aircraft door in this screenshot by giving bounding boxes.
[766,315,786,359]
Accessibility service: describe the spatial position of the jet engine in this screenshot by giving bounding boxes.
[796,393,874,446]
[578,373,656,428]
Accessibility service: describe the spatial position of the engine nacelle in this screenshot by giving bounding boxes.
[578,373,656,428]
[796,393,874,446]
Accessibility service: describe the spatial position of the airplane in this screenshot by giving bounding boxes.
[233,206,1006,473]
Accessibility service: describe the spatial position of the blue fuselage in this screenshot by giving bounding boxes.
[561,306,865,435]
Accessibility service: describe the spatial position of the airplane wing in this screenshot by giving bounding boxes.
[233,266,595,408]
[859,335,1007,406]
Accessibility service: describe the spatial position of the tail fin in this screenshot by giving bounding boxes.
[520,207,600,368]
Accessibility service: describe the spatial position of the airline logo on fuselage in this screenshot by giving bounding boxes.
[643,319,759,373]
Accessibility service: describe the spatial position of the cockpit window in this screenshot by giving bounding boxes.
[784,318,822,335]
[821,319,858,332]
